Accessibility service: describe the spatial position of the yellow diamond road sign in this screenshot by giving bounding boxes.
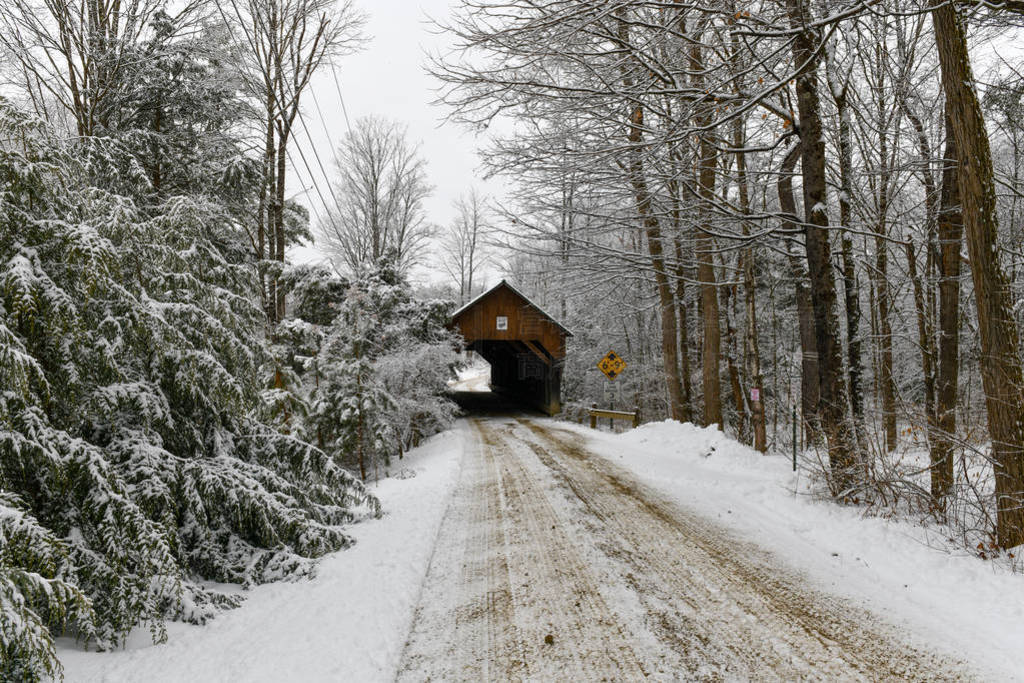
[598,350,627,381]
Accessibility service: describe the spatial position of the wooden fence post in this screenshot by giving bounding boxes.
[590,403,598,429]
[632,407,641,429]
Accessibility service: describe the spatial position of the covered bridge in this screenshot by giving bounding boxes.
[450,280,571,415]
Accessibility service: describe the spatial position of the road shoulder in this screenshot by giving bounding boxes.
[58,426,467,683]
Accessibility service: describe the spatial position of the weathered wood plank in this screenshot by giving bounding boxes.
[588,404,641,429]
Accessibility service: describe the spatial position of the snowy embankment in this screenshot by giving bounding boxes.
[558,419,1024,680]
[57,426,466,683]
[55,414,1024,680]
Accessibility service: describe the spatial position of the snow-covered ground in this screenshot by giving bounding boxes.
[57,425,467,683]
[557,419,1024,679]
[56,410,1024,681]
[448,356,491,393]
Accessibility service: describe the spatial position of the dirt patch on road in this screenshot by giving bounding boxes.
[397,420,645,682]
[397,417,972,682]
[516,419,971,681]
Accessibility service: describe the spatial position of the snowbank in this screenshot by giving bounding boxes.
[57,426,466,683]
[557,419,1024,680]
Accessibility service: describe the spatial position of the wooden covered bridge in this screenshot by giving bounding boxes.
[450,280,571,415]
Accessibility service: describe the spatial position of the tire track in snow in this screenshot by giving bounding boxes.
[397,418,645,682]
[398,416,970,681]
[484,422,646,681]
[397,421,526,682]
[514,419,972,682]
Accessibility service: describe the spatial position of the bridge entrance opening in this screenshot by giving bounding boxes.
[449,281,572,416]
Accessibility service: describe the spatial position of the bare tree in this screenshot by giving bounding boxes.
[778,143,821,447]
[933,113,962,503]
[932,0,1024,548]
[826,33,867,450]
[442,189,491,304]
[785,0,858,490]
[226,0,364,324]
[0,0,191,135]
[688,12,724,430]
[318,116,434,277]
[428,0,1024,555]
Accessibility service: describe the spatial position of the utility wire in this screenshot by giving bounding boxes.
[212,1,334,228]
[212,3,358,249]
[296,104,337,198]
[330,62,354,137]
[285,152,326,226]
[310,84,345,169]
[286,130,332,223]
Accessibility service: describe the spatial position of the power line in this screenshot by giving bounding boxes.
[296,104,336,198]
[286,133,332,223]
[211,1,333,229]
[211,3,360,253]
[309,84,344,170]
[330,62,354,137]
[285,164,326,227]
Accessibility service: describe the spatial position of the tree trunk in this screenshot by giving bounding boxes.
[625,107,686,423]
[900,97,941,440]
[559,168,572,319]
[779,143,820,445]
[933,1,1024,547]
[874,140,897,452]
[722,271,746,440]
[831,74,866,442]
[673,238,694,422]
[933,114,963,503]
[664,127,693,423]
[690,30,722,430]
[275,125,290,322]
[787,0,858,492]
[905,239,937,446]
[261,109,276,325]
[615,15,686,423]
[735,117,766,452]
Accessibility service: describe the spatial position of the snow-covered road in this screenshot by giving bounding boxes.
[398,417,970,681]
[60,407,1021,681]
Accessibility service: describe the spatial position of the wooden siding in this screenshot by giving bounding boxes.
[452,284,567,359]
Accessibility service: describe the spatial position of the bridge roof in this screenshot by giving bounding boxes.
[451,280,573,337]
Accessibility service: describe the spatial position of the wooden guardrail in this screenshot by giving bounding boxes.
[588,403,641,429]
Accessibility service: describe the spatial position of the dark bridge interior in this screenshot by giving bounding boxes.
[449,281,571,416]
[448,385,543,417]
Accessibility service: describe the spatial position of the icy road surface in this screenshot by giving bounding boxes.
[397,417,969,682]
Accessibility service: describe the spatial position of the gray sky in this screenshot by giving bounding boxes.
[289,0,498,287]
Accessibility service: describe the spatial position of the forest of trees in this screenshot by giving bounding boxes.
[0,2,459,680]
[434,0,1024,557]
[6,0,1024,678]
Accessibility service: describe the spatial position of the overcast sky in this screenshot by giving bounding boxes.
[289,0,499,287]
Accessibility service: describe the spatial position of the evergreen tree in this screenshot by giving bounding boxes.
[0,87,378,679]
[306,256,459,480]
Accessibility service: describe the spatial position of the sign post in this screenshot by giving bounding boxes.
[792,404,798,472]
